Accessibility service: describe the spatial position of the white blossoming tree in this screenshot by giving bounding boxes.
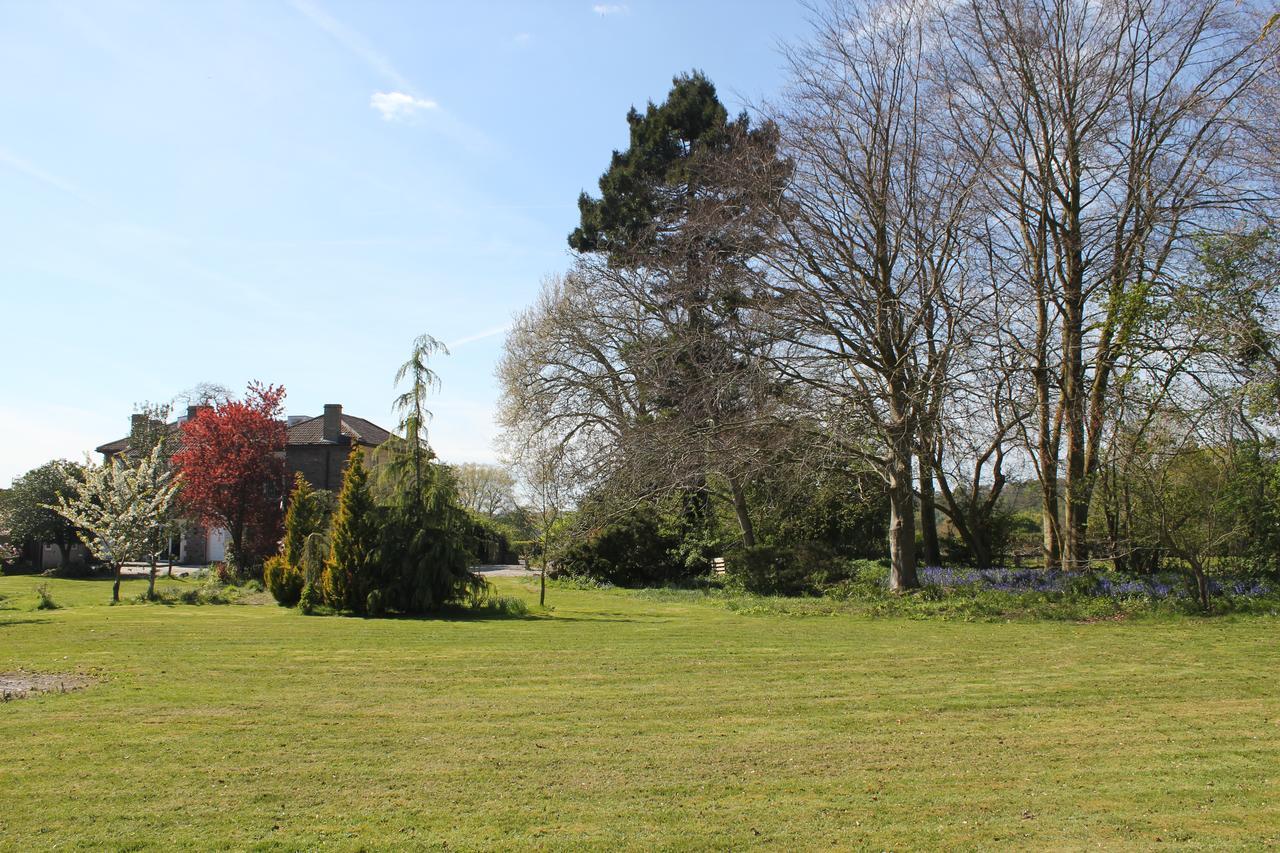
[49,444,181,603]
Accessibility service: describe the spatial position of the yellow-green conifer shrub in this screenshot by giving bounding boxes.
[263,554,303,606]
[322,448,379,612]
[266,473,328,607]
[283,473,322,568]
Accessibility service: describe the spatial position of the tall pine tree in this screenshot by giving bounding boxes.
[569,70,788,549]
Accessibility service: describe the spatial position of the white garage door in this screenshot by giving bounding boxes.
[207,528,229,563]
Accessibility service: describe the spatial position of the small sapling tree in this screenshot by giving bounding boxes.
[49,445,180,602]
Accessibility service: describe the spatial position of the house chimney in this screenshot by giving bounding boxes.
[187,405,200,422]
[323,404,342,443]
[130,413,147,436]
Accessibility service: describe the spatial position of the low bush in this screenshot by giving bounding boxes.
[136,580,235,606]
[556,507,685,586]
[264,555,303,607]
[34,583,59,610]
[212,562,237,585]
[475,594,529,617]
[298,581,323,615]
[724,542,845,596]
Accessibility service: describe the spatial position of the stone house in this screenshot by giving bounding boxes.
[96,403,391,564]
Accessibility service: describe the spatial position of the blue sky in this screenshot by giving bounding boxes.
[0,0,807,485]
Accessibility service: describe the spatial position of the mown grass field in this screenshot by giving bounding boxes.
[0,573,1277,850]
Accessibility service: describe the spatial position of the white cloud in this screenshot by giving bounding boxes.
[592,4,629,15]
[370,91,439,121]
[291,0,500,151]
[446,323,510,350]
[513,32,533,44]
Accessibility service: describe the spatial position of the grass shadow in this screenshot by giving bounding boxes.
[0,617,54,629]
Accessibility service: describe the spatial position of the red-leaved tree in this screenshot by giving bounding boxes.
[172,382,287,571]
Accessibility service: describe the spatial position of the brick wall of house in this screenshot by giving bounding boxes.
[286,445,356,492]
[181,525,207,564]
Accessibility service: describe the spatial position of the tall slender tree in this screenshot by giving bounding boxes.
[568,71,790,548]
[393,334,448,502]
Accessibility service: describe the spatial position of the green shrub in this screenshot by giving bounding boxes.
[512,540,540,560]
[467,514,519,564]
[824,560,891,599]
[557,506,685,586]
[142,580,234,606]
[264,555,303,607]
[298,581,323,615]
[725,544,822,596]
[472,593,529,617]
[283,474,332,568]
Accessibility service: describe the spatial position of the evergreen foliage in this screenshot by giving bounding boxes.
[297,532,328,614]
[372,436,482,612]
[321,449,380,613]
[268,476,336,607]
[263,555,302,607]
[282,474,333,566]
[568,70,773,263]
[557,504,685,587]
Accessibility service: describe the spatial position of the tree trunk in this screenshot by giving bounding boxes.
[1033,259,1061,572]
[112,563,122,603]
[917,452,941,567]
[1035,411,1061,571]
[1043,511,1059,569]
[1187,556,1211,612]
[728,474,756,548]
[229,520,245,579]
[57,542,72,572]
[1060,141,1089,572]
[968,514,993,570]
[147,556,158,601]
[887,445,919,590]
[540,551,547,608]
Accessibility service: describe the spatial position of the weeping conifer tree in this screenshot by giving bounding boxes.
[370,334,484,613]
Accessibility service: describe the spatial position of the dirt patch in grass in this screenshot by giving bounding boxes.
[0,671,98,701]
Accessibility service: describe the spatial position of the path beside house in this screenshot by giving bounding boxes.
[473,564,534,578]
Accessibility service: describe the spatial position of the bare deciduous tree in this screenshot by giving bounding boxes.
[942,0,1279,569]
[452,463,517,517]
[760,0,984,589]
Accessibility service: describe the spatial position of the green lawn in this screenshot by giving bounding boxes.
[1,574,1277,850]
